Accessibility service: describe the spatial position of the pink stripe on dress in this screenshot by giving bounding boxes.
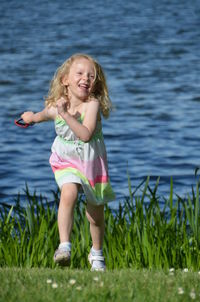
[50,152,108,179]
[50,153,108,187]
[88,175,108,187]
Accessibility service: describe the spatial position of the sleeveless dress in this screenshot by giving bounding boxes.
[49,113,115,205]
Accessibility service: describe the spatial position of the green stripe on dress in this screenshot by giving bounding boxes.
[55,113,84,125]
[55,167,114,200]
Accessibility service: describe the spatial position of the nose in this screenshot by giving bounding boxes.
[83,73,90,82]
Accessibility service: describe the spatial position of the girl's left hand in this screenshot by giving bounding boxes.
[21,111,35,124]
[56,97,70,116]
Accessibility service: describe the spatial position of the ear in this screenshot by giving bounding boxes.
[62,75,68,86]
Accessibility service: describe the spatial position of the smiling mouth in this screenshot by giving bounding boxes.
[79,84,89,91]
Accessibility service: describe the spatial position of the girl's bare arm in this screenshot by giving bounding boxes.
[57,98,100,142]
[21,106,57,124]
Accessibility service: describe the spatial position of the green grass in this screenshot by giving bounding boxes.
[1,177,200,270]
[1,267,200,302]
[1,177,200,301]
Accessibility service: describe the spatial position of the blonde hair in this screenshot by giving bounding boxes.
[45,53,113,118]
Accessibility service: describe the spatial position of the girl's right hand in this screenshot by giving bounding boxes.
[21,111,35,124]
[56,97,70,116]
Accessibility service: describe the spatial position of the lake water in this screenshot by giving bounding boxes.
[1,0,200,206]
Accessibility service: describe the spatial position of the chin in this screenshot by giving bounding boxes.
[78,94,90,101]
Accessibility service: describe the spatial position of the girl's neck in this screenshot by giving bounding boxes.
[70,99,82,109]
[68,96,86,115]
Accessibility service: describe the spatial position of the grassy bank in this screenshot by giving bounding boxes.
[0,177,200,270]
[1,267,200,302]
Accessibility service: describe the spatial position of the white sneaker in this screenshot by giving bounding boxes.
[88,252,106,272]
[53,248,71,267]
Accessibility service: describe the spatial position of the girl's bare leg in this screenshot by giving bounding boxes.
[86,203,105,270]
[58,183,79,242]
[54,183,78,266]
[86,203,105,250]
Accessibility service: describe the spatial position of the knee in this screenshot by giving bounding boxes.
[86,206,104,226]
[60,184,78,206]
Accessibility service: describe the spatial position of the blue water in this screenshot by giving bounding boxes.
[1,0,200,205]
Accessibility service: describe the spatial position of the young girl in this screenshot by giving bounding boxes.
[21,54,115,271]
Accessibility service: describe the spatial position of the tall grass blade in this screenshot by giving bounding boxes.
[1,179,200,270]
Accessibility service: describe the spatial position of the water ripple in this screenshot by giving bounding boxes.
[0,0,200,204]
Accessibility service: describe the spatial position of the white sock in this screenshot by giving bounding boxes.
[59,242,71,252]
[91,247,103,256]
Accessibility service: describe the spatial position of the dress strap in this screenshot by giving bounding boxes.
[78,112,85,123]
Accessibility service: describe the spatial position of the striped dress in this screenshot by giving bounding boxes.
[49,113,115,205]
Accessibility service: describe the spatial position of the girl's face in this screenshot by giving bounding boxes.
[63,57,95,101]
